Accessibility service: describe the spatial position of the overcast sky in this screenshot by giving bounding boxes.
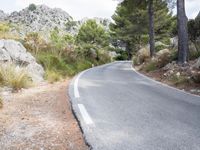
[0,0,199,20]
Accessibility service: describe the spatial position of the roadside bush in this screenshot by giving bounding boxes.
[132,56,138,65]
[45,70,61,83]
[191,72,200,83]
[37,53,75,76]
[170,50,178,61]
[73,60,92,73]
[143,61,157,72]
[189,51,200,60]
[97,50,111,64]
[155,45,167,52]
[115,50,128,60]
[169,74,190,86]
[28,4,37,11]
[0,64,32,91]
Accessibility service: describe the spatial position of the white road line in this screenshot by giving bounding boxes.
[74,70,87,98]
[73,61,117,98]
[78,104,94,125]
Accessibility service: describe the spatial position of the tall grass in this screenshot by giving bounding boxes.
[0,64,32,91]
[0,96,3,109]
[45,69,61,83]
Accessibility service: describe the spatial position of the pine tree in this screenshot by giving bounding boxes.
[110,0,175,58]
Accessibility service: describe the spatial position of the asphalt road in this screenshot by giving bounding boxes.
[69,61,200,150]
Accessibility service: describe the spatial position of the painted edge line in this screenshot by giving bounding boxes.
[78,104,94,125]
[73,61,118,98]
[74,70,88,98]
[130,63,200,98]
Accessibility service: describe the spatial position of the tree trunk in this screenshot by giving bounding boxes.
[126,42,131,60]
[148,0,155,57]
[177,0,189,64]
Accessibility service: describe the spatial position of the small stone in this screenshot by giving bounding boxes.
[176,72,180,77]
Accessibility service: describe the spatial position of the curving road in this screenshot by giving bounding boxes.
[69,61,200,150]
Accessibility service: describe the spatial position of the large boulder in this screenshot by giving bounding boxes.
[170,37,178,48]
[136,47,150,64]
[108,51,118,60]
[193,57,200,69]
[189,41,198,54]
[156,49,170,58]
[155,49,171,68]
[155,41,168,47]
[0,39,44,82]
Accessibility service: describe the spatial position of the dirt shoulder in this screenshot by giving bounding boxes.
[137,67,200,96]
[0,80,88,150]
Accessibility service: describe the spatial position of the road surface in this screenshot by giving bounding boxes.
[69,61,200,150]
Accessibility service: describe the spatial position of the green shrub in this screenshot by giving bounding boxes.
[170,50,178,61]
[45,70,61,83]
[155,45,167,52]
[191,72,200,83]
[169,74,190,86]
[189,51,200,60]
[143,61,157,72]
[115,50,128,60]
[37,53,75,76]
[0,64,32,91]
[97,50,111,64]
[28,4,37,11]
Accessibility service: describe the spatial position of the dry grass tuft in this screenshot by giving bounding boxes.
[0,64,32,91]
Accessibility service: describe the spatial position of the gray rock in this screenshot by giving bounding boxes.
[0,10,8,21]
[0,48,11,61]
[26,62,45,82]
[170,37,178,48]
[3,40,35,64]
[156,49,170,58]
[155,41,168,47]
[193,57,200,69]
[189,42,197,53]
[0,39,44,82]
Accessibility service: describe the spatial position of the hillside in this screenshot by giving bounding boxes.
[0,4,111,38]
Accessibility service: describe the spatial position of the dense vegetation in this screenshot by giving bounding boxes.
[0,18,112,85]
[23,19,112,82]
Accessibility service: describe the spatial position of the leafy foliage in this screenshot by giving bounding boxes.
[110,0,175,59]
[188,17,200,51]
[28,4,37,11]
[76,20,109,47]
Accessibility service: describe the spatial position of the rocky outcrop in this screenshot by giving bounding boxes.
[0,5,111,37]
[156,49,170,58]
[5,5,72,36]
[0,10,8,21]
[135,47,150,64]
[193,57,200,69]
[0,39,44,82]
